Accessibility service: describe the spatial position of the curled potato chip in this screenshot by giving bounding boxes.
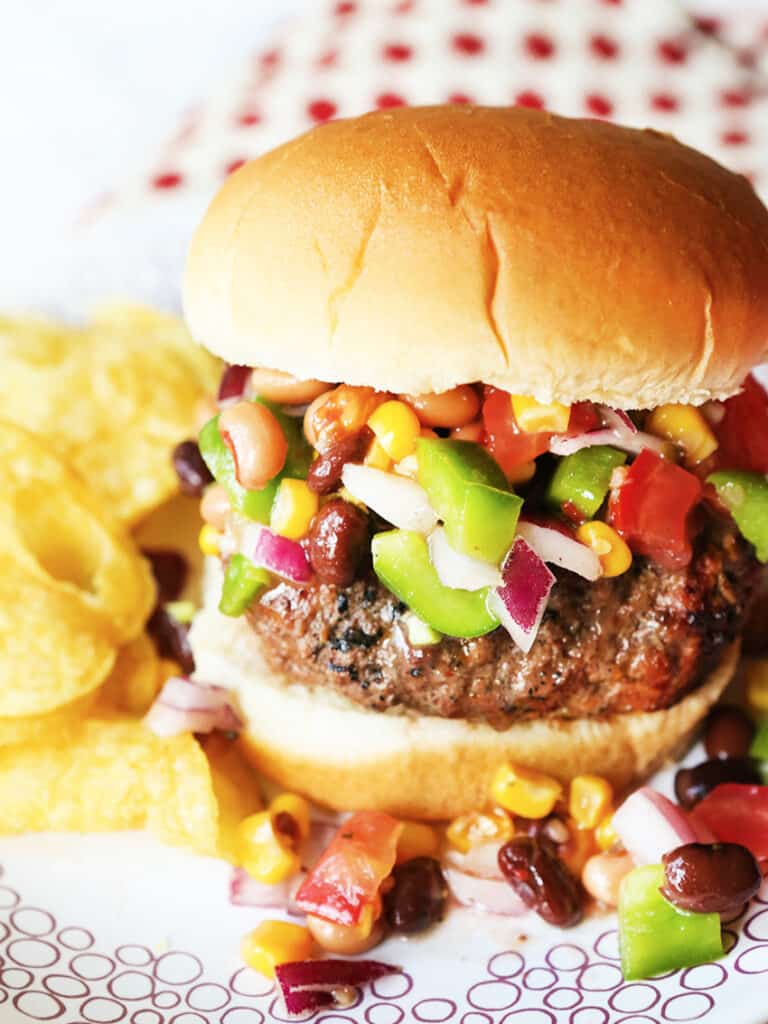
[0,306,221,525]
[201,733,264,862]
[0,716,220,855]
[0,420,155,647]
[96,633,161,715]
[0,691,97,748]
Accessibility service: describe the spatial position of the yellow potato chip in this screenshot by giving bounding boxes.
[0,716,219,855]
[0,420,155,646]
[201,734,264,862]
[0,305,221,525]
[0,691,97,748]
[96,633,161,715]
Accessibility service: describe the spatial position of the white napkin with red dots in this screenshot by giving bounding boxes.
[46,0,768,317]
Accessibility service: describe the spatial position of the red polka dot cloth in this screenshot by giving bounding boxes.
[72,0,768,311]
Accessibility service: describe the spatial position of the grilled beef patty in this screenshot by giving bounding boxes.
[245,514,757,729]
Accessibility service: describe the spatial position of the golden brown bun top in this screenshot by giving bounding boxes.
[184,105,768,407]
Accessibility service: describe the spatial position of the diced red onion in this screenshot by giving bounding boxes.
[428,527,501,591]
[243,524,313,583]
[275,960,398,1016]
[516,522,601,581]
[144,676,242,737]
[488,538,555,654]
[600,407,638,435]
[341,464,438,533]
[218,364,252,405]
[444,842,506,880]
[444,866,527,916]
[550,428,668,458]
[612,787,699,865]
[229,868,295,909]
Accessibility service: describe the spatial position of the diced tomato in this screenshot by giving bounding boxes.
[690,783,768,861]
[294,811,402,926]
[607,449,703,569]
[568,401,601,435]
[715,374,768,474]
[482,388,551,474]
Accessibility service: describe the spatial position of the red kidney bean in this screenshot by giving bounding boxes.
[674,757,761,810]
[384,857,448,934]
[147,607,195,674]
[218,364,251,403]
[173,439,214,496]
[306,428,373,495]
[308,499,369,586]
[498,836,584,927]
[704,705,756,760]
[661,842,762,915]
[142,549,188,603]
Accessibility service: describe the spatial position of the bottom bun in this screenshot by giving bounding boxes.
[190,575,737,820]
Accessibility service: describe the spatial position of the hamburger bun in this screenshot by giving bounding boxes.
[184,105,768,409]
[190,565,738,820]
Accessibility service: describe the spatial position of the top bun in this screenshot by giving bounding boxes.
[184,105,768,408]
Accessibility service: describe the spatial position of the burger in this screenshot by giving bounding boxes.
[183,105,768,821]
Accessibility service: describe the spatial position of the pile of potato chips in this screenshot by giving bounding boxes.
[0,306,262,858]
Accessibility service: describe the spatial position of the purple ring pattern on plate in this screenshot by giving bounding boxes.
[0,870,765,1022]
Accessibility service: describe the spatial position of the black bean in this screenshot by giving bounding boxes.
[704,705,756,760]
[674,757,761,810]
[142,548,188,603]
[661,842,762,915]
[384,857,448,934]
[172,439,213,497]
[498,836,584,927]
[308,499,369,586]
[218,364,251,403]
[307,428,373,495]
[147,607,195,674]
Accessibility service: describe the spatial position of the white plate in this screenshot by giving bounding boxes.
[0,806,766,1024]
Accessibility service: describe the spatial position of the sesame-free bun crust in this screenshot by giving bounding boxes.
[184,105,768,408]
[190,581,737,820]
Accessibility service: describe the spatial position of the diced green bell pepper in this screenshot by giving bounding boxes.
[749,721,768,781]
[219,554,272,616]
[546,446,627,519]
[707,470,768,562]
[198,399,311,524]
[417,439,519,563]
[618,864,723,981]
[446,483,523,564]
[372,529,500,638]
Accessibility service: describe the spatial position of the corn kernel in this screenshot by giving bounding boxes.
[560,825,598,876]
[198,523,220,556]
[446,806,514,853]
[491,763,563,819]
[237,811,300,883]
[511,395,571,434]
[569,775,613,830]
[397,821,440,863]
[507,460,537,486]
[241,920,315,978]
[745,658,768,714]
[368,400,421,462]
[270,478,319,540]
[646,404,718,465]
[595,813,619,851]
[364,437,393,471]
[269,793,311,846]
[576,521,632,578]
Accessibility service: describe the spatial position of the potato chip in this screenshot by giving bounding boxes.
[0,420,155,646]
[133,493,205,600]
[0,691,97,748]
[0,716,220,855]
[96,633,161,715]
[0,305,221,525]
[201,733,264,862]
